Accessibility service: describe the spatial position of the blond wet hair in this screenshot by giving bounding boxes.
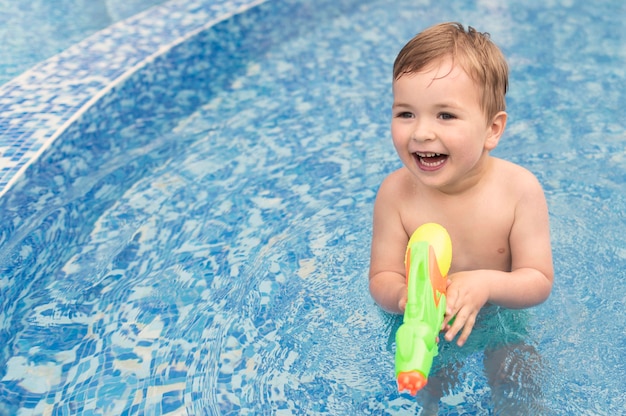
[393,22,508,121]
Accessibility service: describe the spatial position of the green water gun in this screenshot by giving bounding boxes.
[395,223,452,396]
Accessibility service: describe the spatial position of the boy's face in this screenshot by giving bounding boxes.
[391,58,501,193]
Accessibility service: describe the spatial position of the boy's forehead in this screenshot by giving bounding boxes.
[392,62,486,114]
[393,59,475,89]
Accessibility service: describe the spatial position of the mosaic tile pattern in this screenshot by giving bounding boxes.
[0,0,267,199]
[0,0,624,414]
[0,0,169,85]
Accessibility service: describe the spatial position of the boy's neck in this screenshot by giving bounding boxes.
[431,153,495,197]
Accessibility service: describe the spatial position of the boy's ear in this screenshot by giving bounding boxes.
[485,111,507,150]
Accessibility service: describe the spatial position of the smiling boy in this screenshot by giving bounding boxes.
[368,22,554,409]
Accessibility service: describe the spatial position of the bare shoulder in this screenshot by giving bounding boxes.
[492,158,544,195]
[372,167,418,242]
[376,167,416,201]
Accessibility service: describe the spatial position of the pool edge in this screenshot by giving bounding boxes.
[0,0,269,200]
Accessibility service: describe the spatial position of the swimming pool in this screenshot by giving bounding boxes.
[1,0,625,414]
[0,0,168,86]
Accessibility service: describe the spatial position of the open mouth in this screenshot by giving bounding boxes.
[414,152,448,171]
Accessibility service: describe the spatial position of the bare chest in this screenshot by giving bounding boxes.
[401,191,515,273]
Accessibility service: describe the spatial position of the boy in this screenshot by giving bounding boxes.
[369,22,554,410]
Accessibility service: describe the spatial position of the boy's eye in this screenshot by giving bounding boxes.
[396,111,414,119]
[439,112,455,120]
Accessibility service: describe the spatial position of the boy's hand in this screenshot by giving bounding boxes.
[443,272,490,346]
[398,291,407,313]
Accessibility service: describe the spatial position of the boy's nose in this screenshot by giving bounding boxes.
[411,121,436,142]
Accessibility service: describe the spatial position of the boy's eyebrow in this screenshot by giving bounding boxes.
[434,102,462,109]
[391,102,410,108]
[391,101,463,110]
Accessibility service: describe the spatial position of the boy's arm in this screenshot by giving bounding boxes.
[369,173,411,314]
[489,173,554,306]
[444,175,554,346]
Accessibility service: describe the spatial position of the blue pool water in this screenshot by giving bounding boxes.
[0,0,167,86]
[1,0,625,414]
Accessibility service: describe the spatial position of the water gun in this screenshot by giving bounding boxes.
[395,223,452,395]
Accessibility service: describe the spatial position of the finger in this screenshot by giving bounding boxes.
[398,295,407,313]
[444,312,465,342]
[456,314,476,347]
[445,295,456,317]
[442,311,457,331]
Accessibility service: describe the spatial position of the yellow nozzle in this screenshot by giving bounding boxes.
[407,223,452,277]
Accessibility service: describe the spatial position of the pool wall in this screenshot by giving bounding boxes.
[0,0,276,403]
[2,0,388,411]
[0,0,268,200]
[1,2,377,410]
